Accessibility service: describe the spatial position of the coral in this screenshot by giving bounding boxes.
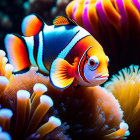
[2,70,129,139]
[104,65,140,139]
[66,0,140,36]
[46,85,129,139]
[0,83,67,140]
[66,0,140,75]
[0,49,129,139]
[0,125,11,140]
[0,50,13,98]
[0,50,68,139]
[0,108,13,134]
[0,67,49,107]
[0,50,13,80]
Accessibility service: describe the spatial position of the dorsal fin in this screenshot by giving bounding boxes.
[21,13,44,37]
[53,16,77,26]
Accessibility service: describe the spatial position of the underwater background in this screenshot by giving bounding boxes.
[0,0,140,139]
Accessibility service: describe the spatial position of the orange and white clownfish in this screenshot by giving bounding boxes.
[4,14,109,89]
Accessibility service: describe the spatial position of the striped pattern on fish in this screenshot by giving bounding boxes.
[4,14,109,89]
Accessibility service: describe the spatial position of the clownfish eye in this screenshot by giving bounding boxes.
[107,56,109,66]
[88,56,99,71]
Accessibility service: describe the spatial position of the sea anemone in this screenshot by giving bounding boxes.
[2,79,130,139]
[66,0,140,36]
[0,48,129,139]
[0,50,13,98]
[0,83,67,140]
[0,49,68,139]
[104,65,140,139]
[66,0,140,75]
[0,121,11,140]
[0,50,13,81]
[43,85,129,139]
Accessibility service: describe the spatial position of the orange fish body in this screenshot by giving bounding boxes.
[4,14,109,89]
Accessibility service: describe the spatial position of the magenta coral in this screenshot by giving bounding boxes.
[66,0,140,40]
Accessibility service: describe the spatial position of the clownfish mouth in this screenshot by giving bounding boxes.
[95,73,109,80]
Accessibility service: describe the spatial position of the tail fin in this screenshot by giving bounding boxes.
[4,34,30,72]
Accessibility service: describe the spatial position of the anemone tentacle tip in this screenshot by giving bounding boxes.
[0,131,11,140]
[40,95,53,107]
[33,83,48,93]
[17,90,30,100]
[5,64,13,72]
[0,108,13,119]
[3,57,8,63]
[0,76,9,86]
[49,116,61,126]
[0,50,6,57]
[120,122,129,130]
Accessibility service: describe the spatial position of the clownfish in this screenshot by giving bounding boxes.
[4,14,109,89]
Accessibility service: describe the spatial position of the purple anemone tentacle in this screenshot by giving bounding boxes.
[132,0,140,13]
[83,0,93,34]
[116,0,128,25]
[72,1,79,21]
[95,0,110,26]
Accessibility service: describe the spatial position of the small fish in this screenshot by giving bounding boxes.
[4,14,109,89]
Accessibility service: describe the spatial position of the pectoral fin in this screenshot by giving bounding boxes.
[50,58,75,89]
